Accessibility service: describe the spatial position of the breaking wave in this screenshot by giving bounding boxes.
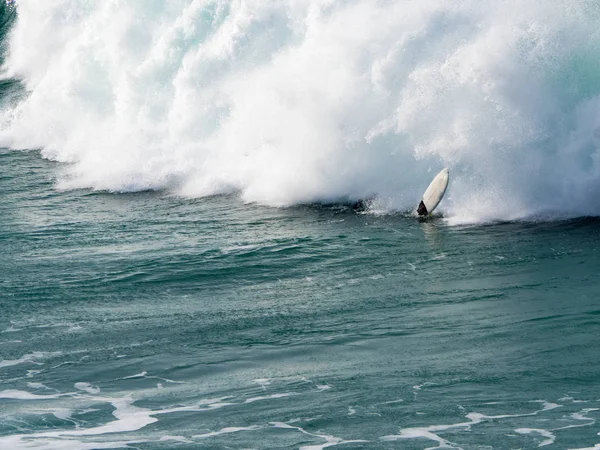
[2,0,600,221]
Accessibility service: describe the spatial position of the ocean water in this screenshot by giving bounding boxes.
[3,1,600,449]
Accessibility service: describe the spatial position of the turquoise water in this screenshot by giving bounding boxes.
[3,1,600,448]
[4,147,600,448]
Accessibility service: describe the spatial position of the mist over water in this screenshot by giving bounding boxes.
[2,0,600,220]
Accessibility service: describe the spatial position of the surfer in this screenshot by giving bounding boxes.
[417,200,428,216]
[352,168,449,216]
[351,199,369,211]
[351,195,376,212]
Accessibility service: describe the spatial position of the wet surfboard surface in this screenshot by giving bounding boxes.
[418,168,449,216]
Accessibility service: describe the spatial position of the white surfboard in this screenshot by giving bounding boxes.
[417,168,449,216]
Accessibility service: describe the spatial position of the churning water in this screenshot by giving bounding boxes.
[3,1,600,449]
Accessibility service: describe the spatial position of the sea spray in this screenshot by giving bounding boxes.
[2,0,600,220]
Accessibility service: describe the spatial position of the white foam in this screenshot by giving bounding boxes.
[0,385,344,449]
[0,388,258,449]
[0,389,65,399]
[74,382,101,394]
[52,409,74,421]
[52,408,86,430]
[573,409,599,421]
[193,425,262,439]
[515,428,556,447]
[554,408,599,431]
[0,436,133,450]
[120,371,148,379]
[52,396,156,436]
[533,400,562,412]
[271,422,368,450]
[117,370,185,384]
[253,378,271,391]
[244,393,293,403]
[381,400,563,446]
[27,382,51,390]
[0,351,59,369]
[3,1,600,221]
[152,396,236,415]
[0,391,158,449]
[33,322,74,329]
[381,428,456,448]
[159,435,193,444]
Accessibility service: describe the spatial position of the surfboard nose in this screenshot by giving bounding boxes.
[439,168,449,182]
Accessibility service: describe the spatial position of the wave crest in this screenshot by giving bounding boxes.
[2,0,600,220]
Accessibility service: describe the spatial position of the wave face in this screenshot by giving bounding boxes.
[2,0,600,220]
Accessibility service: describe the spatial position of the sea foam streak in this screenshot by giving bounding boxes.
[2,0,600,220]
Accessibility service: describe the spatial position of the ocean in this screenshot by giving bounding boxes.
[3,1,600,449]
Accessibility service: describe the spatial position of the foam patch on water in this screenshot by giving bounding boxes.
[0,383,319,449]
[381,400,563,447]
[272,422,368,450]
[3,1,600,221]
[0,436,133,450]
[193,425,262,439]
[0,351,60,369]
[0,394,159,449]
[515,428,556,447]
[252,378,271,387]
[554,408,599,431]
[0,389,67,399]
[120,371,148,379]
[117,370,185,384]
[26,382,54,391]
[74,382,100,394]
[244,392,293,403]
[159,436,194,444]
[3,377,598,450]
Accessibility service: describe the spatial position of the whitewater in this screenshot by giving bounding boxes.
[6,3,600,449]
[2,0,600,220]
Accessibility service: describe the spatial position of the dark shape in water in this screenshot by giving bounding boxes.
[417,200,428,216]
[351,199,367,211]
[351,196,376,212]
